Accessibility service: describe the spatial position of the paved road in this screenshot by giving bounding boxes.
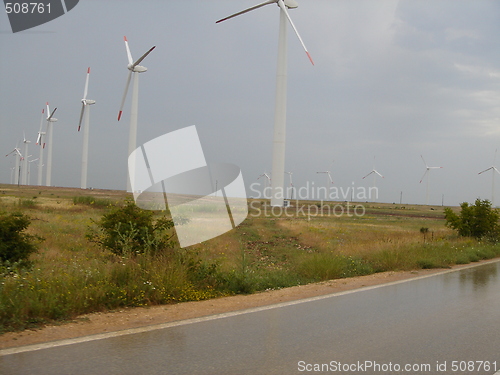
[1,260,499,374]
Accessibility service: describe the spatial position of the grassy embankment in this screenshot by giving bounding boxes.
[1,184,499,333]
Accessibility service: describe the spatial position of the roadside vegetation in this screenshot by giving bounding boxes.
[1,185,499,333]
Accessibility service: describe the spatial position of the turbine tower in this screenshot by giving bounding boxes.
[217,0,314,207]
[44,102,58,187]
[36,108,46,186]
[478,149,500,206]
[78,67,96,189]
[419,155,443,205]
[117,36,155,192]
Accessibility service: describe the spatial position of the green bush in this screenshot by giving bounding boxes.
[87,200,175,256]
[444,199,500,239]
[0,212,43,267]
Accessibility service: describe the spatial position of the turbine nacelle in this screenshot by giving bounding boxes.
[82,99,96,105]
[282,0,298,9]
[127,64,148,73]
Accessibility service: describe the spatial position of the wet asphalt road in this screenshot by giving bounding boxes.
[1,260,499,375]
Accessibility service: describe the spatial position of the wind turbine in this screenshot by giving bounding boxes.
[78,67,96,189]
[217,0,314,207]
[258,172,272,199]
[117,36,156,192]
[362,157,384,200]
[21,132,31,185]
[44,102,58,187]
[478,149,500,206]
[316,171,333,200]
[36,108,46,186]
[285,171,295,200]
[5,145,23,185]
[419,155,443,205]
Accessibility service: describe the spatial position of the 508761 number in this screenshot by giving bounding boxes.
[5,3,51,14]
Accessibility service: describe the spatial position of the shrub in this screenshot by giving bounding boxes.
[444,199,500,239]
[0,212,43,267]
[87,200,175,256]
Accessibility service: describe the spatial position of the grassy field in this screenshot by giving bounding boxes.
[1,184,499,333]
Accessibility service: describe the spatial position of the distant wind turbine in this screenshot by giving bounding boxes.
[45,102,58,186]
[78,67,96,189]
[316,171,333,200]
[478,149,500,206]
[362,157,384,200]
[21,132,31,185]
[5,144,23,185]
[36,108,46,186]
[419,155,443,205]
[117,36,156,192]
[217,0,314,207]
[285,171,295,200]
[258,172,272,199]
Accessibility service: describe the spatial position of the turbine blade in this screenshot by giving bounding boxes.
[78,103,86,131]
[124,36,133,65]
[479,167,493,175]
[132,46,156,68]
[83,67,90,99]
[420,155,428,168]
[36,133,41,145]
[216,0,276,23]
[47,107,57,121]
[362,171,373,179]
[494,167,500,175]
[419,169,428,183]
[277,0,314,65]
[118,71,132,121]
[375,171,384,178]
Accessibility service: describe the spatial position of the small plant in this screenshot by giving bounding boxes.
[87,200,175,256]
[444,199,500,240]
[73,196,112,207]
[420,227,429,242]
[0,211,43,268]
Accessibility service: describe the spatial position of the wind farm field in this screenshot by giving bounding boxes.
[1,184,500,335]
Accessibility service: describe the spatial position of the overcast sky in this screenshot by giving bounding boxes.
[1,0,499,206]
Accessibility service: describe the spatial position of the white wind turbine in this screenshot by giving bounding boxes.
[21,132,31,185]
[316,171,333,200]
[419,155,443,205]
[36,108,46,186]
[78,67,96,189]
[285,171,295,200]
[217,0,314,207]
[5,144,23,185]
[362,157,384,199]
[258,172,272,199]
[117,36,156,192]
[478,149,500,207]
[44,102,58,186]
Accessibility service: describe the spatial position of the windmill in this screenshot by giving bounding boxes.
[478,149,500,206]
[36,108,46,186]
[5,145,23,186]
[78,67,96,189]
[258,172,272,199]
[117,36,156,192]
[419,155,443,205]
[285,171,295,200]
[217,0,314,207]
[21,132,31,185]
[316,171,333,200]
[44,102,58,187]
[362,157,384,200]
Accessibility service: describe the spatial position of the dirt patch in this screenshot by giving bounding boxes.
[0,264,482,350]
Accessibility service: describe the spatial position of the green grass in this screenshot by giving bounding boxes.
[1,185,500,333]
